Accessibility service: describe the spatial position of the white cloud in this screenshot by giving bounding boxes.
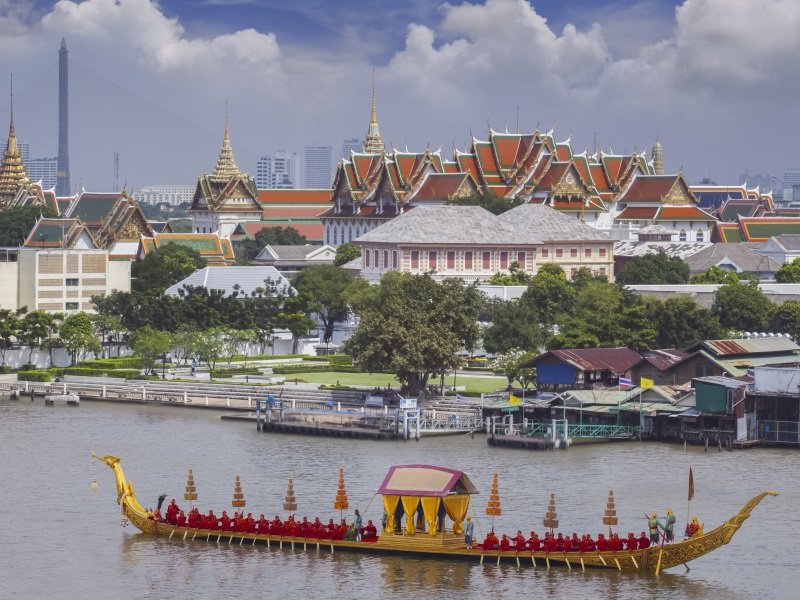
[0,0,798,189]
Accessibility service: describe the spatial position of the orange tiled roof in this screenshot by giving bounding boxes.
[656,206,716,221]
[617,206,658,220]
[258,189,332,204]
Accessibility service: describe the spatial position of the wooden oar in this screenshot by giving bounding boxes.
[531,552,536,568]
[564,554,572,570]
[580,556,585,572]
[596,552,607,566]
[183,530,188,541]
[630,554,639,569]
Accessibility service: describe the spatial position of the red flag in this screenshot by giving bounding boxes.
[688,467,695,501]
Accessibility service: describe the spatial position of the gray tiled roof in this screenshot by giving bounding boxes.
[259,244,319,261]
[774,234,800,251]
[685,243,780,274]
[165,266,293,297]
[355,205,518,244]
[497,204,612,242]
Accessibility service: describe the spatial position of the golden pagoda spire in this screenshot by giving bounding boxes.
[363,71,385,154]
[0,74,31,206]
[211,107,241,181]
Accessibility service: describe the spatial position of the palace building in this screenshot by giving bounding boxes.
[190,116,262,237]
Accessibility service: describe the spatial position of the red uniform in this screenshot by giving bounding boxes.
[257,515,269,534]
[176,511,187,527]
[596,535,608,551]
[363,520,377,540]
[626,534,638,550]
[527,533,540,551]
[638,532,650,548]
[482,532,498,550]
[499,535,511,551]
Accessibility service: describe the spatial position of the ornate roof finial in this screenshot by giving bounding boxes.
[211,107,241,181]
[0,73,31,205]
[515,105,520,134]
[651,138,664,175]
[363,70,384,154]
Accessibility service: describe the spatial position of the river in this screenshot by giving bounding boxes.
[0,397,796,599]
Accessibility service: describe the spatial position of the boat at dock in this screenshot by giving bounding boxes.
[93,454,775,574]
[44,394,80,406]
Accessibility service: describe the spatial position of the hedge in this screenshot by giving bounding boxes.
[17,370,54,382]
[210,367,261,379]
[81,357,143,369]
[272,365,362,375]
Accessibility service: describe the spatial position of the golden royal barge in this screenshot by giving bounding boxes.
[94,454,775,575]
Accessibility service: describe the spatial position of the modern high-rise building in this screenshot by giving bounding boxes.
[56,38,70,196]
[341,138,361,158]
[27,157,58,189]
[135,185,194,207]
[256,151,299,189]
[304,144,332,188]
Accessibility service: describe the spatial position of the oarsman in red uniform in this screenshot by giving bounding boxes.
[220,511,231,532]
[337,519,348,540]
[625,533,638,550]
[312,517,324,539]
[298,517,310,537]
[176,510,187,528]
[596,533,608,551]
[638,532,650,548]
[571,533,580,550]
[527,531,540,551]
[562,536,573,553]
[543,533,558,552]
[208,510,219,530]
[271,515,282,533]
[499,534,511,552]
[363,520,377,540]
[326,519,337,538]
[257,515,269,534]
[512,530,526,551]
[285,517,298,537]
[166,499,180,525]
[482,531,498,550]
[611,533,624,551]
[246,513,256,533]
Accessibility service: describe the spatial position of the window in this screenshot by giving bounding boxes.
[585,248,592,257]
[65,278,79,287]
[556,248,563,258]
[383,251,389,268]
[679,229,687,242]
[365,250,370,268]
[570,248,578,258]
[570,268,577,278]
[599,248,606,257]
[696,230,704,242]
[429,251,437,270]
[599,267,606,276]
[541,249,549,258]
[65,302,79,311]
[500,251,508,270]
[411,251,419,269]
[447,251,455,269]
[482,252,491,270]
[464,251,473,270]
[392,251,398,269]
[517,252,526,268]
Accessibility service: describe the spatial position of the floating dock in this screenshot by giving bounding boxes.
[44,394,80,406]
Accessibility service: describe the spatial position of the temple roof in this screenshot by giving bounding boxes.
[362,81,384,154]
[211,115,242,182]
[0,81,31,205]
[140,232,236,266]
[23,217,96,249]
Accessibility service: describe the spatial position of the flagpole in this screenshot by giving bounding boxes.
[686,466,694,537]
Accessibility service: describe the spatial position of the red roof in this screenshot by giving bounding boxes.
[555,143,572,161]
[535,162,570,190]
[616,206,658,220]
[618,175,678,203]
[528,347,643,373]
[414,173,470,200]
[589,164,610,191]
[656,206,716,221]
[263,207,327,219]
[258,189,332,204]
[641,349,692,371]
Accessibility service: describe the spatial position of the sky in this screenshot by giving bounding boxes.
[0,0,797,192]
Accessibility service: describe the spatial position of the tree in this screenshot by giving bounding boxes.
[482,298,543,354]
[18,310,53,366]
[493,349,537,389]
[521,265,576,328]
[132,243,206,294]
[776,258,800,283]
[449,190,524,215]
[344,272,483,395]
[549,281,656,352]
[91,312,125,358]
[334,242,361,266]
[770,301,800,341]
[59,312,101,365]
[0,309,23,367]
[254,226,307,246]
[292,265,355,344]
[616,254,690,285]
[194,327,228,370]
[690,266,742,284]
[712,280,772,332]
[487,261,533,285]
[130,326,174,375]
[0,205,56,246]
[644,297,725,348]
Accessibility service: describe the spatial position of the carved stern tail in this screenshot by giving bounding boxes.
[648,491,778,573]
[92,453,157,534]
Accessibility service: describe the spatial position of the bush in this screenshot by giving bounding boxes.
[443,390,484,398]
[210,367,261,379]
[272,365,362,375]
[81,357,143,369]
[327,354,353,367]
[17,370,53,382]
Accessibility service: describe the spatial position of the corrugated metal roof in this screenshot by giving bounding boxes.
[165,266,293,297]
[535,347,643,373]
[693,376,749,389]
[703,337,799,356]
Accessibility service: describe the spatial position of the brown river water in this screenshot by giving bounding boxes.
[0,397,796,599]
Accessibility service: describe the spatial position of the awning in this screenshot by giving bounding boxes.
[378,464,479,497]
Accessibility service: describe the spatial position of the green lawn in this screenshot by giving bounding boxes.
[288,371,508,395]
